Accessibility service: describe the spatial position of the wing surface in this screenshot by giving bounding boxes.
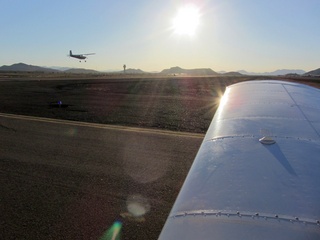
[159,80,320,239]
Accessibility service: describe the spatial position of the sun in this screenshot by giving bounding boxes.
[172,4,200,36]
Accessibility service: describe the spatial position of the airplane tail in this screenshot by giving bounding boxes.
[69,50,72,56]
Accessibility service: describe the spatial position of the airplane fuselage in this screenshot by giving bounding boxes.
[70,54,86,60]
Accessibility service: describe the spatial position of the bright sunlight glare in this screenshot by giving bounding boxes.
[172,4,200,36]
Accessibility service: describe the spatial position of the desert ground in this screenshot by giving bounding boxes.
[1,73,319,239]
[1,73,319,134]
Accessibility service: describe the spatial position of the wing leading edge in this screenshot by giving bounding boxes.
[159,80,320,239]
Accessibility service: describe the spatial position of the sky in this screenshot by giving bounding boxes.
[1,0,319,72]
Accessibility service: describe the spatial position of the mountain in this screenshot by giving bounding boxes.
[0,63,144,74]
[269,69,306,75]
[237,70,257,75]
[1,63,313,76]
[104,68,146,74]
[0,63,59,72]
[238,69,306,76]
[49,66,70,71]
[124,68,145,74]
[304,68,320,76]
[161,66,218,75]
[222,71,243,76]
[64,68,100,74]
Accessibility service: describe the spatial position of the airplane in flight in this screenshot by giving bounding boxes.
[68,50,95,62]
[159,80,320,239]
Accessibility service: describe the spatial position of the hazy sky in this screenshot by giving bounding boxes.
[1,0,319,72]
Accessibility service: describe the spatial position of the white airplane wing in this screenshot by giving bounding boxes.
[159,80,320,239]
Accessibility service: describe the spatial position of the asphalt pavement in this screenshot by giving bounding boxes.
[0,113,203,240]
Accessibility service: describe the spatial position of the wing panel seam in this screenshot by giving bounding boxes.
[282,84,320,138]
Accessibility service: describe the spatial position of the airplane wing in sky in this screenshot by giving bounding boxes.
[159,80,320,239]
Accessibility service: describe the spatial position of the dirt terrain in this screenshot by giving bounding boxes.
[1,74,319,134]
[0,75,238,134]
[1,73,319,240]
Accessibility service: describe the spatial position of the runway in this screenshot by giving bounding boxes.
[0,113,203,239]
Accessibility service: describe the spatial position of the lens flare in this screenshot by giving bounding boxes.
[99,221,122,240]
[66,127,77,137]
[126,194,150,217]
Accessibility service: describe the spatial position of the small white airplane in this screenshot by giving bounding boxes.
[68,50,95,62]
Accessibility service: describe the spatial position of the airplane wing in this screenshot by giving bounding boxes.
[82,53,95,55]
[159,80,320,239]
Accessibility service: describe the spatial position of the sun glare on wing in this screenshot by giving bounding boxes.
[172,4,200,36]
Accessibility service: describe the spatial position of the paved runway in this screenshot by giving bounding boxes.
[0,113,203,239]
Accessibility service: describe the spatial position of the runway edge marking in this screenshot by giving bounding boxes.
[0,112,204,138]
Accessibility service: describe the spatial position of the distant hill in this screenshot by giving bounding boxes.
[1,63,314,77]
[105,68,146,74]
[0,63,59,72]
[270,69,305,75]
[304,68,320,76]
[238,69,306,76]
[161,66,218,76]
[222,71,243,76]
[124,68,145,74]
[49,66,70,71]
[64,68,100,74]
